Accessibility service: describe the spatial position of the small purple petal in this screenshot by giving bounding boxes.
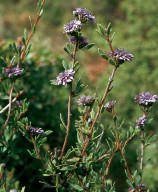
[63,20,82,35]
[134,92,158,107]
[135,116,147,129]
[111,49,134,64]
[73,8,95,23]
[77,95,95,106]
[56,69,75,86]
[29,127,44,136]
[104,100,116,112]
[5,67,24,78]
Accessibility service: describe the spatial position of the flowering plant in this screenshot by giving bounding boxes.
[0,1,158,192]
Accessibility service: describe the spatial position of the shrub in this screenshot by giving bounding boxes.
[0,1,157,192]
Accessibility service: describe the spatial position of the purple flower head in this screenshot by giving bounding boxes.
[73,8,95,23]
[29,127,45,136]
[5,66,24,78]
[128,184,147,192]
[128,187,135,192]
[136,116,147,129]
[70,35,89,49]
[77,95,95,106]
[63,20,82,35]
[111,49,134,65]
[104,100,116,112]
[56,69,75,86]
[134,92,158,108]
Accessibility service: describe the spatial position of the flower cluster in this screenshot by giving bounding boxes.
[29,127,44,136]
[77,95,95,106]
[111,49,134,65]
[70,35,89,49]
[135,116,147,129]
[134,92,158,108]
[73,8,95,23]
[56,69,75,86]
[63,20,82,35]
[104,100,116,112]
[5,66,24,78]
[64,8,95,35]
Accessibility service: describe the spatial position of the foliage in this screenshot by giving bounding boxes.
[0,1,158,192]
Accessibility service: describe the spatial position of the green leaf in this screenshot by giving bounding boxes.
[60,165,77,171]
[50,80,57,85]
[22,37,26,47]
[21,186,25,192]
[60,124,66,133]
[29,16,33,28]
[96,23,105,38]
[62,60,69,70]
[107,23,112,35]
[75,79,88,96]
[8,44,13,52]
[13,42,18,53]
[64,43,72,55]
[0,92,9,100]
[67,157,80,163]
[98,48,109,60]
[126,179,133,188]
[60,113,66,127]
[44,130,53,136]
[39,9,44,18]
[81,43,95,50]
[108,58,115,66]
[71,184,83,191]
[24,28,28,41]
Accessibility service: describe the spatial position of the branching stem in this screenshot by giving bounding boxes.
[81,66,118,156]
[0,83,14,138]
[112,109,134,182]
[19,0,45,66]
[60,37,78,157]
[31,135,47,170]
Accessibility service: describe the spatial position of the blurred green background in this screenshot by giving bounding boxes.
[0,0,158,191]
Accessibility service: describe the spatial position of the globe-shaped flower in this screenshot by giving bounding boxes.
[73,8,95,23]
[70,35,89,49]
[134,92,158,108]
[135,116,147,129]
[5,66,24,78]
[104,100,116,112]
[111,49,134,65]
[77,95,95,106]
[63,20,82,35]
[56,69,75,86]
[29,127,44,136]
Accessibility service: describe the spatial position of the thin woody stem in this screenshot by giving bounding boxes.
[81,66,118,156]
[95,150,110,163]
[60,37,78,158]
[112,109,134,182]
[140,130,145,174]
[31,135,47,170]
[102,145,118,180]
[0,83,14,138]
[0,90,24,114]
[19,0,45,66]
[60,84,73,157]
[139,112,148,181]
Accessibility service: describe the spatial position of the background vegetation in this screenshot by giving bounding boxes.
[0,0,158,191]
